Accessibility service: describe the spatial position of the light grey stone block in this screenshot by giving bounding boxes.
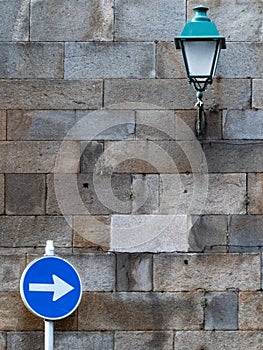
[117,253,152,291]
[115,331,173,350]
[187,0,263,42]
[0,80,102,109]
[104,79,251,110]
[217,43,263,78]
[73,215,111,251]
[223,109,263,139]
[203,141,263,173]
[55,332,113,350]
[160,174,246,215]
[205,292,238,330]
[104,140,204,174]
[174,331,263,350]
[0,141,79,173]
[6,174,45,215]
[111,215,189,253]
[156,41,193,79]
[7,332,43,350]
[47,173,132,216]
[79,291,203,330]
[132,174,159,214]
[0,0,29,41]
[115,0,185,41]
[66,253,115,291]
[65,42,155,79]
[229,215,263,252]
[76,110,135,141]
[253,79,263,109]
[0,43,63,78]
[0,255,26,291]
[153,253,261,291]
[136,110,176,140]
[31,0,113,41]
[0,216,72,248]
[7,110,76,140]
[7,332,113,350]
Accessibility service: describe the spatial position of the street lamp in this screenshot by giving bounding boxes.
[175,5,226,136]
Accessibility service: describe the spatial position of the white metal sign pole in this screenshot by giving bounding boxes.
[44,240,55,350]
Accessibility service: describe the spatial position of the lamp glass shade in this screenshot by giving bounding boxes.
[182,40,218,78]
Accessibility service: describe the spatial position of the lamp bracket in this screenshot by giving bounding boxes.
[195,92,206,137]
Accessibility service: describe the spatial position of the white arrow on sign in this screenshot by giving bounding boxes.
[29,274,74,302]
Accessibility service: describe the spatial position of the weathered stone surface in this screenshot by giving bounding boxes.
[80,141,104,173]
[203,141,263,173]
[104,140,203,173]
[0,111,6,141]
[229,215,263,252]
[0,141,79,173]
[175,110,222,141]
[174,331,263,350]
[156,42,185,79]
[131,174,159,214]
[253,79,263,109]
[31,0,113,41]
[0,216,72,248]
[160,174,246,215]
[111,215,189,253]
[66,253,115,291]
[115,0,185,41]
[115,331,173,350]
[223,110,263,139]
[116,254,152,291]
[188,215,227,252]
[7,110,76,140]
[204,292,238,330]
[7,332,42,350]
[153,254,260,291]
[0,333,5,350]
[0,43,63,78]
[104,79,251,110]
[56,332,113,350]
[0,0,29,41]
[239,292,263,330]
[76,110,135,141]
[217,43,263,78]
[136,110,176,141]
[0,254,26,291]
[78,291,203,330]
[6,174,45,215]
[47,173,132,215]
[248,173,263,214]
[0,292,42,331]
[73,216,111,250]
[0,176,4,215]
[187,0,263,42]
[65,42,155,79]
[0,80,102,109]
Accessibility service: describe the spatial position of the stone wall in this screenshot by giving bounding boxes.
[0,0,262,349]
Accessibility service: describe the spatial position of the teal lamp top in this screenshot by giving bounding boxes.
[175,5,226,48]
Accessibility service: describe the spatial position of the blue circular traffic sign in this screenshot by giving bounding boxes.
[20,256,82,320]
